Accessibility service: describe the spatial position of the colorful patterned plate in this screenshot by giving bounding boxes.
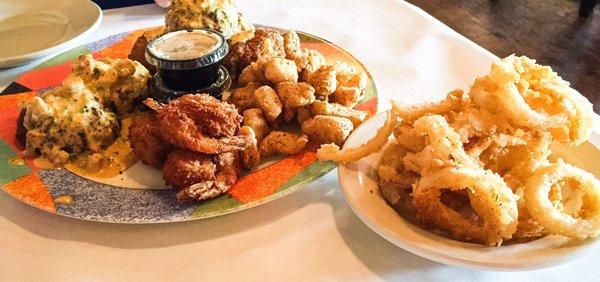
[0,26,378,223]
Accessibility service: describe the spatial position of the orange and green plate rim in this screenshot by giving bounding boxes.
[0,26,378,223]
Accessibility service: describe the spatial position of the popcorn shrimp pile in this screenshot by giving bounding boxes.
[225,29,370,169]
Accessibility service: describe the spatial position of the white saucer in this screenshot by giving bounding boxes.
[0,0,102,68]
[338,112,600,271]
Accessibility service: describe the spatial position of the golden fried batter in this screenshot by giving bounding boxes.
[242,108,270,143]
[128,27,166,74]
[163,149,217,190]
[128,115,173,169]
[223,28,286,79]
[263,57,298,84]
[238,126,261,169]
[302,115,354,146]
[254,85,282,122]
[283,31,325,74]
[228,82,260,112]
[176,152,240,202]
[154,94,249,154]
[308,65,338,99]
[259,131,308,157]
[245,29,286,61]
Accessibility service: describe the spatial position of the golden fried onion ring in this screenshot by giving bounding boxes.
[413,167,519,246]
[406,115,479,172]
[316,102,401,164]
[470,56,565,130]
[470,55,594,146]
[524,161,600,239]
[393,89,465,124]
[545,84,595,146]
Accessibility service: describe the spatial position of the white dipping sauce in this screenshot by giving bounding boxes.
[148,30,221,61]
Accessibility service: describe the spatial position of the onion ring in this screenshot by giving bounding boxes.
[392,89,465,125]
[470,56,565,129]
[413,167,519,246]
[544,84,594,146]
[402,115,479,174]
[524,161,600,239]
[377,139,418,189]
[316,102,401,164]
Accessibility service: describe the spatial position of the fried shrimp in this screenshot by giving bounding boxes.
[163,149,217,190]
[524,161,600,239]
[175,152,241,202]
[153,94,249,154]
[128,115,172,169]
[413,167,519,246]
[160,94,241,137]
[130,94,254,203]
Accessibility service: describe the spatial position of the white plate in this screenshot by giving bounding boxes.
[0,0,102,68]
[338,112,600,271]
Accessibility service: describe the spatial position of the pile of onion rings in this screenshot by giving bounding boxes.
[318,55,600,246]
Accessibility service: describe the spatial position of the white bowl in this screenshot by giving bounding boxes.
[338,112,600,271]
[0,0,102,68]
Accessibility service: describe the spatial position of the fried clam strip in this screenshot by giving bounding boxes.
[176,152,241,203]
[413,167,519,246]
[316,102,402,164]
[524,160,600,239]
[152,95,250,154]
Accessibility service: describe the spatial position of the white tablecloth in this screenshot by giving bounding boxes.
[1,1,598,280]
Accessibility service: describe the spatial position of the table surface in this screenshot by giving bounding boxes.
[1,1,599,281]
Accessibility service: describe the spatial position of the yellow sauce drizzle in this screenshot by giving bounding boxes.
[33,157,58,170]
[65,116,139,178]
[8,156,25,166]
[54,195,73,205]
